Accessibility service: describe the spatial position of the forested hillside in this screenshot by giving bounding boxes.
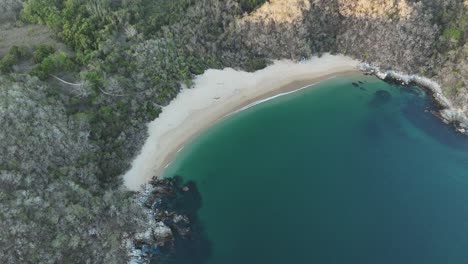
[0,0,466,263]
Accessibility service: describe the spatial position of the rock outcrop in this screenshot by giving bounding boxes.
[128,176,210,264]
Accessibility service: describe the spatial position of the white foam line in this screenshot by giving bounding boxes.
[224,76,336,118]
[176,146,185,153]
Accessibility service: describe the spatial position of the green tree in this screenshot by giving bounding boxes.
[33,44,56,63]
[31,52,76,80]
[0,46,30,73]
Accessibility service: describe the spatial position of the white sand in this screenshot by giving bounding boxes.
[123,54,360,190]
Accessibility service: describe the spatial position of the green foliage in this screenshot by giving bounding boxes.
[33,44,56,63]
[443,25,462,42]
[98,105,113,119]
[244,57,268,72]
[0,53,18,73]
[127,0,195,37]
[31,52,76,80]
[0,45,30,73]
[0,76,146,263]
[20,0,195,59]
[145,102,161,119]
[83,70,104,90]
[437,2,467,48]
[9,45,30,58]
[21,0,114,59]
[20,0,60,25]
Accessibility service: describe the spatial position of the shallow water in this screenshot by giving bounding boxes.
[163,74,468,264]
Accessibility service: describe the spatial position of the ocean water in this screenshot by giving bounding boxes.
[162,74,468,264]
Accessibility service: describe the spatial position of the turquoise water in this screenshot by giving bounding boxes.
[163,74,468,264]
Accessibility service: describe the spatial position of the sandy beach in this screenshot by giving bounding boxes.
[123,54,360,190]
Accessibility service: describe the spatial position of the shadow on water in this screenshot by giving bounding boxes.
[150,176,212,264]
[362,109,410,143]
[399,86,468,151]
[368,90,392,107]
[364,83,468,151]
[363,89,409,141]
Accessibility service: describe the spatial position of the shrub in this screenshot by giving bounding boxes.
[443,25,462,42]
[244,58,267,72]
[0,45,30,73]
[33,44,56,63]
[30,52,76,80]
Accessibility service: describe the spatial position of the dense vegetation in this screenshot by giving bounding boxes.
[0,0,466,263]
[0,75,145,263]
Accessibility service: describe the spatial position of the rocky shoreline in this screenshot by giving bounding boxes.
[360,63,468,136]
[127,176,210,264]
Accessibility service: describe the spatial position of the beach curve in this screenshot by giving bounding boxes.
[123,54,360,190]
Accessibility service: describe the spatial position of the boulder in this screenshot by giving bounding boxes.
[153,221,173,246]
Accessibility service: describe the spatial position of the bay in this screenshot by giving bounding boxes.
[163,74,468,264]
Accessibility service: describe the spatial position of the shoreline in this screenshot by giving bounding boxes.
[123,54,360,190]
[158,74,346,176]
[360,64,468,135]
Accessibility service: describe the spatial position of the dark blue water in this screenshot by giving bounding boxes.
[164,74,468,264]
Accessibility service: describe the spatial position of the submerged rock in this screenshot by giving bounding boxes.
[172,214,191,237]
[369,90,391,107]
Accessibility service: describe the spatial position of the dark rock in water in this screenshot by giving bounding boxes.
[133,176,212,264]
[360,87,367,91]
[352,82,359,87]
[369,90,392,107]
